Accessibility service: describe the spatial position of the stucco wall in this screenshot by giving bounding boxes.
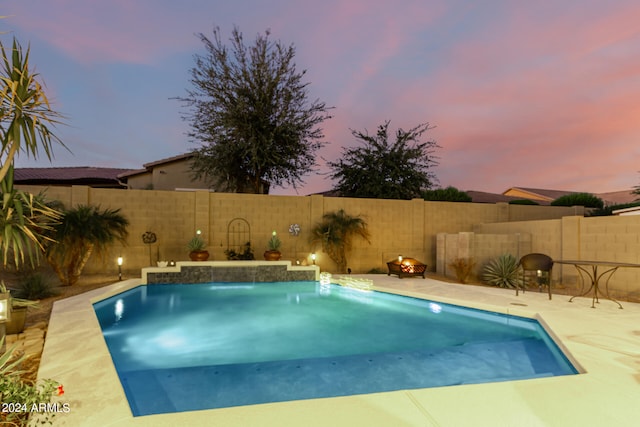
[16,185,580,277]
[473,216,640,301]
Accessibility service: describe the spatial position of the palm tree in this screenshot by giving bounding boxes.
[309,209,370,273]
[45,205,129,286]
[0,37,66,268]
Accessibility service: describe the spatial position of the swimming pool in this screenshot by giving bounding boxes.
[93,281,578,416]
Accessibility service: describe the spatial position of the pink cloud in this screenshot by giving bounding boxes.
[5,0,200,64]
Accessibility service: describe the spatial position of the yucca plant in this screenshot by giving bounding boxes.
[0,168,61,268]
[0,38,66,183]
[482,254,523,289]
[0,37,66,269]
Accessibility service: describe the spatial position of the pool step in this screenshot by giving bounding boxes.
[120,337,574,416]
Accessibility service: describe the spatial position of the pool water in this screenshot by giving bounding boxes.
[93,281,578,416]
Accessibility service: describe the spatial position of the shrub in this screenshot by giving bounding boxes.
[422,186,472,202]
[225,242,255,260]
[448,258,476,283]
[550,193,604,209]
[588,202,640,217]
[0,338,62,426]
[482,254,523,289]
[13,272,59,300]
[508,199,539,205]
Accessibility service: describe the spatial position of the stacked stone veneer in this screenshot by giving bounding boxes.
[142,261,319,284]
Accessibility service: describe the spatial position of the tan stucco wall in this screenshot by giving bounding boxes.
[15,186,581,278]
[473,215,640,300]
[125,160,210,190]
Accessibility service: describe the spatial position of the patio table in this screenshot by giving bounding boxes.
[554,260,640,309]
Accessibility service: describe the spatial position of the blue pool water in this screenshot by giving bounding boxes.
[93,281,578,416]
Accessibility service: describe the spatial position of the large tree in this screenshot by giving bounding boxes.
[328,121,439,199]
[179,26,332,194]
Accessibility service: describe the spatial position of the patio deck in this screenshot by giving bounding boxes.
[37,275,640,426]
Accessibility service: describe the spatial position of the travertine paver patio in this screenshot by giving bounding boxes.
[38,275,640,426]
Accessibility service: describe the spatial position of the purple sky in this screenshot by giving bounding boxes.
[4,0,640,195]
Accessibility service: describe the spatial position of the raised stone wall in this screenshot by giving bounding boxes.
[142,261,319,284]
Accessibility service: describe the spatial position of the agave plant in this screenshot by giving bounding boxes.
[482,254,523,289]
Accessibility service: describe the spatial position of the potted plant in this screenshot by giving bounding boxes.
[0,282,38,335]
[187,231,209,261]
[263,230,282,261]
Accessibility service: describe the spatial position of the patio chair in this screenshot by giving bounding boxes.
[518,253,554,300]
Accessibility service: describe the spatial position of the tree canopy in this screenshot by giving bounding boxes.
[550,193,604,209]
[327,121,439,199]
[179,26,332,194]
[422,186,471,202]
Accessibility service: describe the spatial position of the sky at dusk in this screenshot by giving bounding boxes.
[4,0,640,195]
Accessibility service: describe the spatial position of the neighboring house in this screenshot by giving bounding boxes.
[465,190,549,204]
[503,187,637,206]
[117,153,212,191]
[612,206,640,216]
[14,166,133,188]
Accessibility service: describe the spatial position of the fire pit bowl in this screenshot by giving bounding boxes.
[387,257,427,279]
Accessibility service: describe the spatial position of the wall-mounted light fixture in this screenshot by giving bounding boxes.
[311,253,316,265]
[0,291,10,353]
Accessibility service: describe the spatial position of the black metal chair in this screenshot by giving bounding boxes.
[518,253,554,300]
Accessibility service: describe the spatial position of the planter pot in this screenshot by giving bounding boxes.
[263,250,282,261]
[189,250,210,261]
[6,306,28,335]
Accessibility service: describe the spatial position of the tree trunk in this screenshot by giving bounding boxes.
[68,244,94,286]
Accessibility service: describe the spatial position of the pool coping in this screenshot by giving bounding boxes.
[38,275,640,426]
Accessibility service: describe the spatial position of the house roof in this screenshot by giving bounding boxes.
[502,187,577,202]
[504,187,638,206]
[14,167,135,188]
[595,190,638,205]
[465,190,549,205]
[117,153,194,179]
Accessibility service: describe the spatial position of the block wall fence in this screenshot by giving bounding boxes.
[18,185,581,276]
[470,215,640,301]
[18,184,640,301]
